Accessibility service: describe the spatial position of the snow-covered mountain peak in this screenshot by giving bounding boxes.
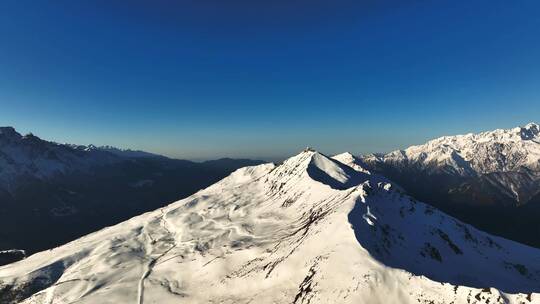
[84,144,98,151]
[308,152,367,189]
[370,123,540,176]
[332,152,372,174]
[332,152,355,163]
[1,150,539,303]
[520,122,540,140]
[522,122,539,130]
[357,123,540,205]
[267,150,372,191]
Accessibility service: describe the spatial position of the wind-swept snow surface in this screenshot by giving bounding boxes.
[1,151,539,304]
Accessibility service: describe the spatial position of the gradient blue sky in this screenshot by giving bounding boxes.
[1,1,539,160]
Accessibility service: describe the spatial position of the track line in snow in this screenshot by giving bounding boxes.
[136,211,177,304]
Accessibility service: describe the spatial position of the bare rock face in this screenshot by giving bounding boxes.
[0,250,25,266]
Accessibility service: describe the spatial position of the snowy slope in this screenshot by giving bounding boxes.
[1,150,538,304]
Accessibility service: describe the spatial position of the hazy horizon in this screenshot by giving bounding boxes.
[2,121,537,162]
[1,1,539,160]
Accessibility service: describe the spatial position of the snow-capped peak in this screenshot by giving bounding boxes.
[357,123,540,204]
[520,122,540,140]
[368,122,540,176]
[332,152,372,174]
[84,144,98,151]
[332,152,356,162]
[267,149,371,191]
[1,149,539,304]
[522,122,539,130]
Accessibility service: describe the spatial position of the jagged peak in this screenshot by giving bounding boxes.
[374,123,539,158]
[363,122,540,177]
[410,122,540,148]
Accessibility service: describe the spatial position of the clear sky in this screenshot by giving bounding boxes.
[1,1,539,160]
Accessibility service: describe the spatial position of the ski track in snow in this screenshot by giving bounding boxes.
[137,209,177,304]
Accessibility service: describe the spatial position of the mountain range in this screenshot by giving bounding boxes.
[0,127,264,262]
[349,122,540,248]
[1,149,538,304]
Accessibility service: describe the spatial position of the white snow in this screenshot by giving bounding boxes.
[332,152,372,174]
[0,150,539,304]
[0,250,25,256]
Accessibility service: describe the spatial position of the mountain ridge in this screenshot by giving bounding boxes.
[364,122,540,178]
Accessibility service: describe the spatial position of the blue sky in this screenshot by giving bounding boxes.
[1,1,539,160]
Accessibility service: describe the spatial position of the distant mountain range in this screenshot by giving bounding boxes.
[82,144,167,159]
[0,126,264,261]
[1,150,538,304]
[339,123,540,248]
